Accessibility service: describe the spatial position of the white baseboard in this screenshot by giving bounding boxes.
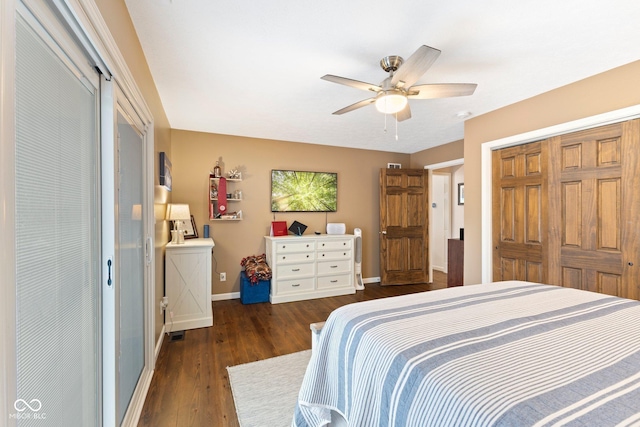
[125,324,164,426]
[123,368,153,427]
[155,325,165,361]
[211,292,240,301]
[210,277,381,301]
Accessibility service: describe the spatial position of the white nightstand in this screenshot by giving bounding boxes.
[165,238,214,330]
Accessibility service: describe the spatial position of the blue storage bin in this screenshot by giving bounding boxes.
[240,272,270,304]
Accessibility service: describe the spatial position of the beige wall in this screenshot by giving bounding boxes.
[171,129,410,295]
[410,139,464,167]
[94,0,172,342]
[464,60,640,284]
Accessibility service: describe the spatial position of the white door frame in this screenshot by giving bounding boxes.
[425,158,464,283]
[101,75,117,426]
[430,172,451,273]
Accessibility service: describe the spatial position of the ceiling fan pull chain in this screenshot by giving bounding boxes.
[395,113,399,140]
[384,110,388,133]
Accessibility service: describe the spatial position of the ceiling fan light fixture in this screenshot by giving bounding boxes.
[375,91,407,114]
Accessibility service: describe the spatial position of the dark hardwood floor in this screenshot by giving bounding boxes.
[138,272,446,427]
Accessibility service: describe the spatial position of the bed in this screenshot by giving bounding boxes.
[293,281,640,426]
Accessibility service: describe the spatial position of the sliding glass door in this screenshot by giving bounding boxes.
[6,1,156,425]
[116,109,146,424]
[14,4,101,425]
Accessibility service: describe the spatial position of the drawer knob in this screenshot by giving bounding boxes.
[292,268,300,272]
[331,265,338,268]
[292,283,300,287]
[331,280,338,283]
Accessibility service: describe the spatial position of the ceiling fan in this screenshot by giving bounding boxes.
[322,45,477,122]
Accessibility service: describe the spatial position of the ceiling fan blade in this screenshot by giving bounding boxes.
[332,97,376,115]
[396,104,411,122]
[321,75,381,92]
[391,45,440,88]
[407,83,477,99]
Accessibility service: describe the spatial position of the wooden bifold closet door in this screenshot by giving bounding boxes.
[493,119,640,300]
[492,141,548,284]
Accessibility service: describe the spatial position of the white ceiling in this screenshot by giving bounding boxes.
[124,0,640,154]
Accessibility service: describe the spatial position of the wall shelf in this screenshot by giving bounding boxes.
[209,174,243,221]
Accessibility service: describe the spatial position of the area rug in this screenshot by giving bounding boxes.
[228,350,312,427]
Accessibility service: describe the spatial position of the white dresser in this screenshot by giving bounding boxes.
[165,238,214,330]
[265,234,356,304]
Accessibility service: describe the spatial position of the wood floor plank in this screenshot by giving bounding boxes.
[137,279,443,427]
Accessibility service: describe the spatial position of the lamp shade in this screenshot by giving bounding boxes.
[375,90,407,114]
[166,203,191,221]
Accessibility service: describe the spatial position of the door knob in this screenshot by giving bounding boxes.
[381,230,387,235]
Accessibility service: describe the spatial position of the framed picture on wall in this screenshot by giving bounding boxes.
[458,183,464,205]
[159,152,172,191]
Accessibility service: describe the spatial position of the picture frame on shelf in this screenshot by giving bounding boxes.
[458,183,464,205]
[182,215,198,239]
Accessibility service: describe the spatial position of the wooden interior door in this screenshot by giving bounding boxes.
[492,141,548,283]
[547,119,640,299]
[379,168,429,285]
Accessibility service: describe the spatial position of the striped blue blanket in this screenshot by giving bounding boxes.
[293,281,640,426]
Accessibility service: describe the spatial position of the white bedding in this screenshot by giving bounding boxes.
[294,281,640,426]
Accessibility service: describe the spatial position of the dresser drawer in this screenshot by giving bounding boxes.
[276,262,315,278]
[277,277,315,294]
[317,239,352,251]
[317,259,352,275]
[275,252,314,263]
[317,273,352,289]
[317,249,351,261]
[275,241,315,253]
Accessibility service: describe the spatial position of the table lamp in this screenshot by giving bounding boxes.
[166,203,191,244]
